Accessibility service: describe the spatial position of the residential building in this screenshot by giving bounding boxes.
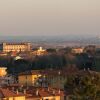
[18,70,42,86]
[42,67,78,89]
[0,67,7,77]
[18,67,78,89]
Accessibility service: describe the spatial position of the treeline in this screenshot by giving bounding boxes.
[0,52,96,75]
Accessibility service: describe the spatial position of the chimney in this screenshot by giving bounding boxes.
[36,89,39,96]
[23,89,26,94]
[58,89,60,94]
[16,89,19,94]
[48,87,50,91]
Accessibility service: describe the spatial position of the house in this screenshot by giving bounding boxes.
[0,67,7,77]
[18,70,42,86]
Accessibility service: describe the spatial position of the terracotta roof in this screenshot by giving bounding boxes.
[1,86,66,99]
[0,88,25,98]
[38,88,64,97]
[26,87,65,98]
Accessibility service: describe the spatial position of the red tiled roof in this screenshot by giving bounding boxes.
[0,88,25,98]
[26,87,65,98]
[38,88,65,97]
[1,86,66,99]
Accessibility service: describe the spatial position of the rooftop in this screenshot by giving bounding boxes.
[0,88,25,98]
[1,86,66,99]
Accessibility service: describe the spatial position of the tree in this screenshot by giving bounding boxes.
[64,72,100,100]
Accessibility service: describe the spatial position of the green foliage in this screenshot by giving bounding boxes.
[94,58,100,71]
[65,73,100,100]
[46,48,56,53]
[0,54,66,74]
[0,49,99,75]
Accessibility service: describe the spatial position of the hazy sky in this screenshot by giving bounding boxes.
[0,0,100,37]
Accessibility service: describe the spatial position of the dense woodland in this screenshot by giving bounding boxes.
[0,47,100,75]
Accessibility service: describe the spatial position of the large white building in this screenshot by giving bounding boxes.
[0,42,31,52]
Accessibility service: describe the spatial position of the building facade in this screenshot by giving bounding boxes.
[0,67,7,77]
[18,70,42,86]
[0,42,31,52]
[18,68,78,89]
[72,48,84,54]
[32,47,47,56]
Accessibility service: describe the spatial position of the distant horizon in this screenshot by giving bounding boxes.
[0,34,100,45]
[0,33,99,37]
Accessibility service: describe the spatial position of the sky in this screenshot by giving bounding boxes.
[0,0,100,37]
